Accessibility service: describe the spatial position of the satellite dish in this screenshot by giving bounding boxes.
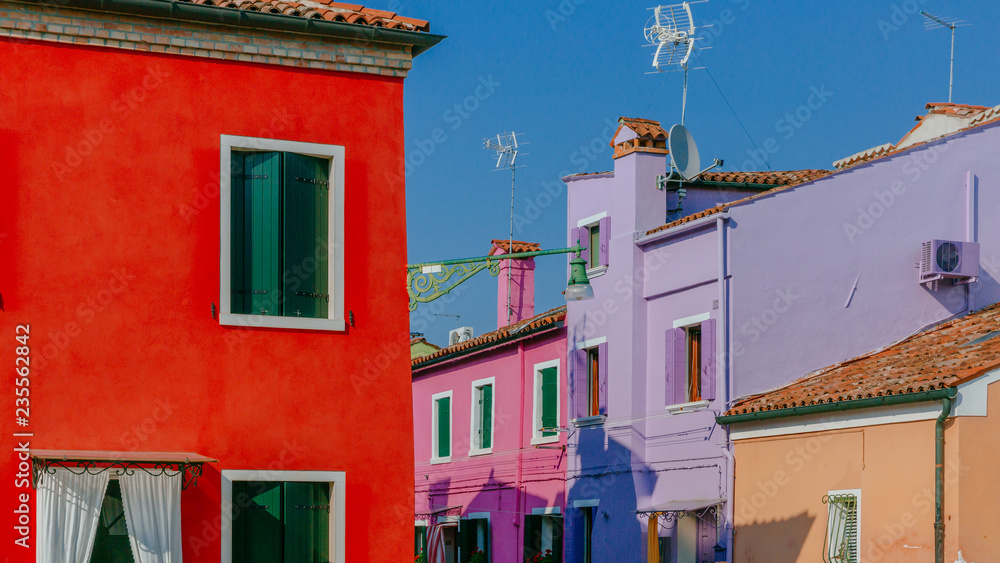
[668,124,700,180]
[644,3,696,73]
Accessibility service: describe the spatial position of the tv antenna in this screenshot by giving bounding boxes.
[434,313,461,329]
[644,2,707,125]
[920,11,967,103]
[484,132,524,325]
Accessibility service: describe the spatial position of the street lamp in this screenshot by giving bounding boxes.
[407,246,594,310]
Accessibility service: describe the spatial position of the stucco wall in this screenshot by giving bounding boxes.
[0,39,412,562]
[729,123,1000,398]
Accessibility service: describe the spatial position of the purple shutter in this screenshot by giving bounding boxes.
[598,342,609,415]
[598,217,611,267]
[572,348,588,419]
[665,328,686,405]
[700,319,716,401]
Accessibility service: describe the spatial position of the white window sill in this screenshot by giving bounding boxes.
[572,415,607,427]
[530,434,560,446]
[220,313,346,332]
[586,265,608,278]
[468,448,493,457]
[666,400,711,414]
[429,456,452,465]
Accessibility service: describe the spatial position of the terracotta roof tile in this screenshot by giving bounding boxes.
[614,116,669,142]
[643,170,834,236]
[923,102,991,118]
[412,306,566,368]
[174,0,430,31]
[697,170,830,186]
[489,240,541,255]
[725,303,1000,417]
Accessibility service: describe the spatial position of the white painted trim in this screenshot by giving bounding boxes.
[531,506,562,515]
[464,512,491,520]
[219,134,346,331]
[953,368,1000,416]
[729,401,942,440]
[585,265,608,279]
[577,211,607,228]
[826,488,861,563]
[666,400,710,414]
[532,359,561,444]
[572,499,600,508]
[469,377,496,454]
[221,469,346,563]
[574,336,607,350]
[431,390,453,463]
[440,515,461,523]
[415,519,429,527]
[572,414,607,427]
[673,312,710,328]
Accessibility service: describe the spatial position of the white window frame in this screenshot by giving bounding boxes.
[469,377,496,456]
[531,359,561,445]
[219,134,346,331]
[576,212,608,278]
[221,469,346,563]
[825,488,861,563]
[431,390,453,464]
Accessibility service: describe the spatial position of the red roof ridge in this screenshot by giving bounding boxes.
[412,306,566,368]
[175,0,430,31]
[489,240,542,255]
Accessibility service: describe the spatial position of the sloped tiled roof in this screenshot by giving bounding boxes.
[409,336,440,349]
[175,0,430,32]
[724,303,1000,417]
[489,240,542,255]
[698,170,831,186]
[412,306,566,369]
[833,143,895,170]
[922,102,991,118]
[643,169,834,236]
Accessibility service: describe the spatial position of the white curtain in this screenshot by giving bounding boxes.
[120,471,183,563]
[36,468,110,563]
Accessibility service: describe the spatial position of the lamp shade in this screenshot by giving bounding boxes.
[565,255,594,301]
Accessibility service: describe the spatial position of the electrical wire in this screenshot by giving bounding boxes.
[693,51,772,171]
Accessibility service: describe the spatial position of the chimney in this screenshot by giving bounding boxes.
[489,239,538,328]
[609,116,669,234]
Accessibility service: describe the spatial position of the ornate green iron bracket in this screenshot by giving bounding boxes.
[407,246,585,311]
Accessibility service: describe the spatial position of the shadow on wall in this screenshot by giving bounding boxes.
[566,426,648,562]
[733,511,814,562]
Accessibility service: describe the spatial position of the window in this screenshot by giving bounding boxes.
[458,516,490,562]
[582,506,594,563]
[572,340,607,422]
[572,214,610,273]
[432,391,453,462]
[220,135,345,331]
[222,470,346,563]
[532,360,560,444]
[524,514,563,562]
[470,378,495,455]
[415,523,427,559]
[665,318,715,408]
[823,490,859,563]
[91,480,134,563]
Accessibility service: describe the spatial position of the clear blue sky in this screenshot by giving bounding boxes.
[402,0,999,347]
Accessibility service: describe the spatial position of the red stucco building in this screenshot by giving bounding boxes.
[0,1,441,561]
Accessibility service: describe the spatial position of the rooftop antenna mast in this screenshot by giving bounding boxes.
[644,1,706,125]
[920,11,966,103]
[484,132,523,325]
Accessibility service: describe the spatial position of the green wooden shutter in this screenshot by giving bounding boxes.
[523,515,541,560]
[481,385,493,449]
[283,482,331,563]
[438,397,451,458]
[282,153,330,319]
[415,525,427,556]
[458,520,477,563]
[233,481,283,563]
[541,368,558,437]
[230,152,282,316]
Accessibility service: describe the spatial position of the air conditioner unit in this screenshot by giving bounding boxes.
[918,240,979,285]
[449,327,474,346]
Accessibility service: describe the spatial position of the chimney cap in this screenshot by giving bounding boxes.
[489,240,541,255]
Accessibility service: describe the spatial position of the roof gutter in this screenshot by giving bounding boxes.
[23,0,445,55]
[716,387,958,425]
[412,320,563,372]
[636,212,728,247]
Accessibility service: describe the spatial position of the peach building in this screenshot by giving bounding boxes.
[719,303,1000,563]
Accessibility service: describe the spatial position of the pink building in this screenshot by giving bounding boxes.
[412,241,568,563]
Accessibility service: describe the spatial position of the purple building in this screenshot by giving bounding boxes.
[562,105,1000,562]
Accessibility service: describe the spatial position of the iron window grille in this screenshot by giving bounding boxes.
[822,492,858,563]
